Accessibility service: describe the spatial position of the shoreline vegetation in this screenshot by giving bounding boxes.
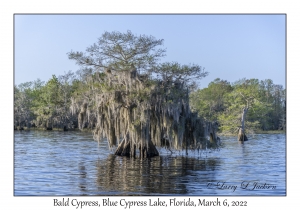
[218,130,285,136]
[14,127,286,135]
[14,31,286,157]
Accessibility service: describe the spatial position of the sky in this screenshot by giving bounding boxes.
[15,14,286,89]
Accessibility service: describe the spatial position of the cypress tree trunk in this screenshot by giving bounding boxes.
[208,122,218,144]
[114,139,159,158]
[238,107,248,141]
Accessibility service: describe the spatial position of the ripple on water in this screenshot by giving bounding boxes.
[14,131,286,195]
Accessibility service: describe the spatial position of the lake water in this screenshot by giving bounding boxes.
[14,131,286,196]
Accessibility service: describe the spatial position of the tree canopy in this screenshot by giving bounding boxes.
[190,78,286,135]
[68,30,166,74]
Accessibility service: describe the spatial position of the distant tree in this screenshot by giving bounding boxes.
[30,75,62,129]
[190,78,232,122]
[14,82,33,129]
[14,79,45,130]
[279,89,286,131]
[258,79,286,130]
[30,73,80,130]
[271,84,286,130]
[57,71,77,130]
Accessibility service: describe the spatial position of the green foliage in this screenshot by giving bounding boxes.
[14,72,79,130]
[190,78,232,121]
[14,79,46,128]
[153,62,208,87]
[190,78,286,134]
[68,30,166,73]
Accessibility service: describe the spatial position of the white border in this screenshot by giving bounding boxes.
[3,0,297,209]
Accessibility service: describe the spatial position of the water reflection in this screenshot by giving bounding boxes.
[94,155,221,195]
[14,131,286,196]
[77,163,87,192]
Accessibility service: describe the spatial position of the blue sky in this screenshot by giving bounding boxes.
[15,14,286,88]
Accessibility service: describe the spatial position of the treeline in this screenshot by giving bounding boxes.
[190,78,286,134]
[14,73,286,134]
[14,71,81,130]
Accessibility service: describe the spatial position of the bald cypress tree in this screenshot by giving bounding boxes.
[68,31,214,158]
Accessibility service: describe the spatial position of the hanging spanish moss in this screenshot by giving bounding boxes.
[73,65,219,158]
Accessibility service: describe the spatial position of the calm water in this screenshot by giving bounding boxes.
[14,131,286,196]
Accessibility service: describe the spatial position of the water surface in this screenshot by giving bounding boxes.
[14,131,286,195]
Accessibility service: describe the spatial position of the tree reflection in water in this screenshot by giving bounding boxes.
[95,154,220,195]
[77,163,88,193]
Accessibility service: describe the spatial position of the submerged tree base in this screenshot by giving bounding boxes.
[114,139,159,158]
[238,128,248,141]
